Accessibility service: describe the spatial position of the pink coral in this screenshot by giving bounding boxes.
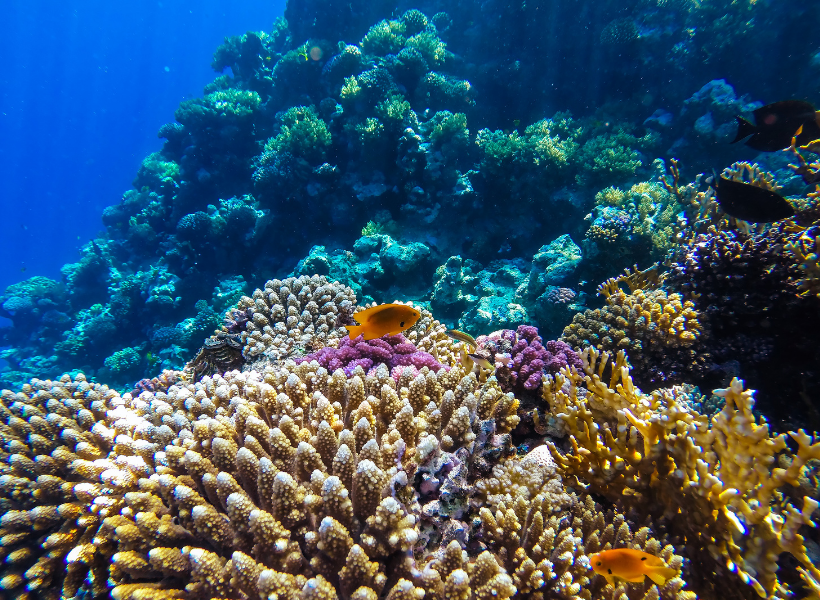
[296,333,445,379]
[476,325,581,395]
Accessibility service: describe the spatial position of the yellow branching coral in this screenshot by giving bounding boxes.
[544,347,820,599]
[786,229,820,299]
[561,287,704,384]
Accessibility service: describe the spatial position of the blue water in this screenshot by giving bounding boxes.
[0,0,283,297]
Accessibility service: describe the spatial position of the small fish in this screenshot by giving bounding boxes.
[731,100,820,152]
[715,176,795,223]
[589,548,677,587]
[467,353,494,371]
[345,303,421,340]
[445,329,477,348]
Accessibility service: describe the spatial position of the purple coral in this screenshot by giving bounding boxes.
[476,325,581,395]
[296,334,445,379]
[544,287,577,305]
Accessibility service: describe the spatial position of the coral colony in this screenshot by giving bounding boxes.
[2,2,820,600]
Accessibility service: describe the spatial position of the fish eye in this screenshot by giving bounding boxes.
[596,562,602,566]
[641,557,647,561]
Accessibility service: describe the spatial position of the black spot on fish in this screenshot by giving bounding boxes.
[400,321,405,327]
[608,569,613,574]
[641,557,647,561]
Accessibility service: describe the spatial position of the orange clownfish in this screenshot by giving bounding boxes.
[345,303,421,340]
[589,549,677,587]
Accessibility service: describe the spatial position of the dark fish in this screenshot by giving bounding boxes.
[731,100,820,152]
[715,177,795,223]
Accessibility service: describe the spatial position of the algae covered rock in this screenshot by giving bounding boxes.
[527,234,582,297]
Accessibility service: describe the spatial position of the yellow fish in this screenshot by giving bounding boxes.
[445,329,477,349]
[589,549,677,587]
[345,303,421,340]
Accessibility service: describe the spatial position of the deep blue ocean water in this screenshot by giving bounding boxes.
[0,0,284,299]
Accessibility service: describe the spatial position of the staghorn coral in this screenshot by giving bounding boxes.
[561,286,705,386]
[544,347,820,599]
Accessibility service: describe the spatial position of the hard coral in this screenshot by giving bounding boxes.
[0,354,697,600]
[562,286,706,386]
[0,357,527,599]
[214,275,357,365]
[475,325,582,396]
[295,334,445,379]
[544,347,820,600]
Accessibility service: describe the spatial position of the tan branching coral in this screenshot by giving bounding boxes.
[218,274,357,362]
[561,287,704,384]
[544,347,820,599]
[0,357,529,599]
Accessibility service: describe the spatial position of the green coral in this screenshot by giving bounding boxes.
[418,72,473,110]
[475,129,524,178]
[375,93,413,129]
[175,88,261,128]
[348,117,385,148]
[575,127,658,185]
[405,30,448,67]
[522,113,582,175]
[425,111,469,148]
[103,346,143,377]
[133,152,180,192]
[360,19,406,55]
[266,106,331,162]
[594,181,683,258]
[400,9,429,36]
[340,75,362,104]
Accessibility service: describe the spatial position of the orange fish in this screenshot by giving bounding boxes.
[589,548,677,587]
[345,303,421,340]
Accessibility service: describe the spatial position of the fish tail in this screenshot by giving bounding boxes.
[345,324,364,340]
[646,567,677,586]
[731,116,756,144]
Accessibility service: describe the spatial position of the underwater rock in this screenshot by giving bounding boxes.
[527,234,583,298]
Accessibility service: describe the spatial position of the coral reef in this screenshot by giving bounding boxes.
[543,347,820,599]
[295,333,445,378]
[0,336,696,600]
[211,275,357,366]
[472,326,582,398]
[561,277,707,387]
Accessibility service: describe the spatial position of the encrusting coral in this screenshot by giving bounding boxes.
[543,347,820,600]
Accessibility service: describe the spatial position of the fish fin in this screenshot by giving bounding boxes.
[604,575,616,587]
[345,324,365,340]
[646,567,677,586]
[731,116,756,144]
